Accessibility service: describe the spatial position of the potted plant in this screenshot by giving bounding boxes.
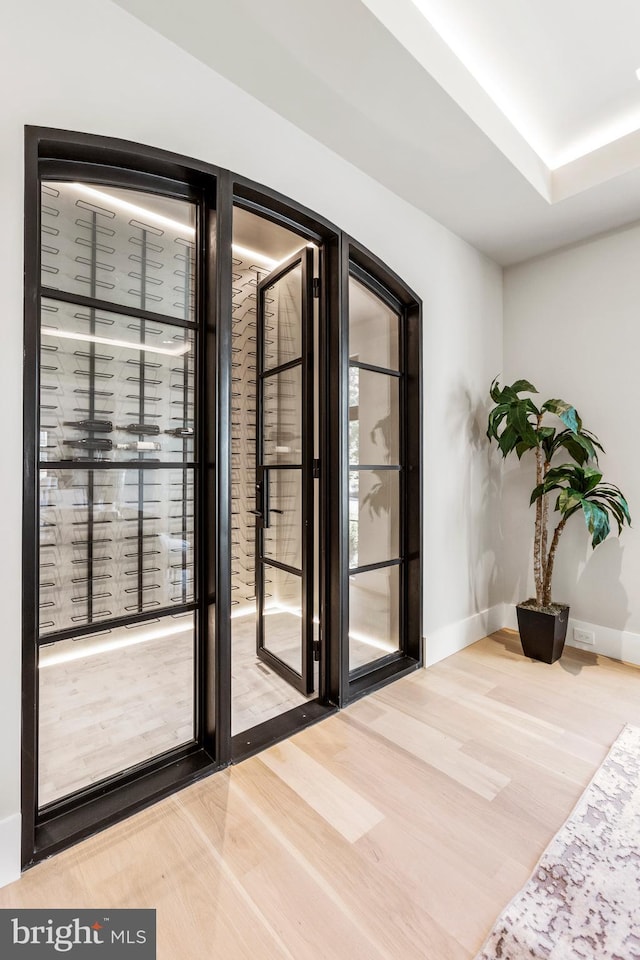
[487,379,631,663]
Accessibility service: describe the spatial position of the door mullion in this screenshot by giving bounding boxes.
[301,246,315,695]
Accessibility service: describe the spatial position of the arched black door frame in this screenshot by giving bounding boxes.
[21,126,422,868]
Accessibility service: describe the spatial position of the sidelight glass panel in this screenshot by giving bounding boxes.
[38,468,194,636]
[264,469,302,571]
[349,275,399,371]
[349,565,400,671]
[349,368,400,465]
[40,298,195,463]
[263,263,302,370]
[41,181,196,321]
[38,611,194,806]
[263,565,302,674]
[263,366,302,464]
[348,470,400,569]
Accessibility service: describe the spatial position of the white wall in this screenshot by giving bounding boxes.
[0,0,503,882]
[503,223,640,660]
[422,242,505,663]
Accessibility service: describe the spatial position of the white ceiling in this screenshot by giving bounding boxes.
[409,0,640,168]
[111,0,640,266]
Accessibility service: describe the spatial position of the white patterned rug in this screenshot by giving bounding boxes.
[475,724,640,960]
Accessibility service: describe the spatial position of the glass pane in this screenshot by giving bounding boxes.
[349,275,399,370]
[38,468,194,636]
[41,181,196,321]
[38,612,194,806]
[263,366,302,464]
[40,298,195,463]
[349,368,399,465]
[349,566,400,671]
[264,469,302,571]
[349,470,400,569]
[264,264,302,371]
[263,565,302,674]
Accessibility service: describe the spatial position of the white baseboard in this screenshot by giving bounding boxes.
[502,603,640,668]
[425,604,505,667]
[503,603,518,631]
[0,813,21,889]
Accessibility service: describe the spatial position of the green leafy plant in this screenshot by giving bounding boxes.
[487,379,630,608]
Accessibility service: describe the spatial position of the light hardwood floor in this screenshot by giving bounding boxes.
[4,629,640,959]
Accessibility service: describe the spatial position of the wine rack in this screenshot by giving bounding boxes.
[38,179,302,639]
[38,181,197,638]
[230,252,262,612]
[229,248,303,624]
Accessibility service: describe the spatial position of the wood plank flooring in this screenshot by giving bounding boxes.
[4,629,640,959]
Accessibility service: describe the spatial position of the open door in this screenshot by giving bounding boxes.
[254,247,315,695]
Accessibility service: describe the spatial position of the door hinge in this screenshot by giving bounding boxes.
[312,639,321,661]
[312,458,320,479]
[312,277,321,298]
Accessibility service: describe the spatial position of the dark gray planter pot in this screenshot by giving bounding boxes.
[516,602,570,664]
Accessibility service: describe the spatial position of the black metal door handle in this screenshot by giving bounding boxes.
[253,474,270,527]
[263,473,270,529]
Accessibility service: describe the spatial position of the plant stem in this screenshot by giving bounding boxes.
[542,517,567,606]
[540,459,550,603]
[533,421,544,604]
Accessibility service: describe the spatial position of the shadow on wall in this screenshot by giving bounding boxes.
[499,455,535,607]
[554,527,631,635]
[452,387,502,614]
[574,538,629,630]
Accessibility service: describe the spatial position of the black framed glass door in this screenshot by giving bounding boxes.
[255,248,315,695]
[23,127,422,869]
[32,171,207,810]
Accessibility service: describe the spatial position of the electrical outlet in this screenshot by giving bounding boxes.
[573,627,595,646]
